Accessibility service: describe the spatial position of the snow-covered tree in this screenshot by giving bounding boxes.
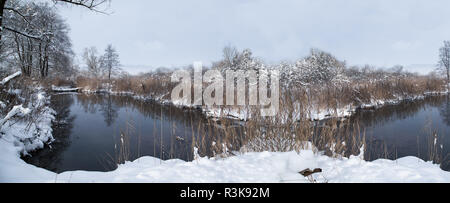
[280,48,347,88]
[278,61,298,88]
[33,2,74,78]
[299,48,346,85]
[235,49,264,72]
[0,0,109,43]
[1,1,73,78]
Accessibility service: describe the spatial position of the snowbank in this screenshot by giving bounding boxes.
[1,149,449,183]
[0,91,55,154]
[0,90,56,182]
[51,85,80,92]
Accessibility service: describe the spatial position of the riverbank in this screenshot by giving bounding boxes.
[78,86,449,121]
[73,66,448,122]
[0,89,56,182]
[0,89,55,154]
[2,147,450,183]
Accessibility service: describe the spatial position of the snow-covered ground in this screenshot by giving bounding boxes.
[0,88,56,183]
[0,90,55,154]
[1,148,450,183]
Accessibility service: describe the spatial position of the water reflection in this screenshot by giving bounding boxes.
[351,96,450,170]
[22,94,76,171]
[24,93,450,173]
[440,95,450,126]
[24,93,221,173]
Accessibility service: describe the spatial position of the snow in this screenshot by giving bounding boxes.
[0,105,31,128]
[0,71,21,86]
[1,149,449,183]
[51,85,80,92]
[0,90,55,155]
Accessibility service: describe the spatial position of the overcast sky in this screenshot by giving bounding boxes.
[57,0,450,74]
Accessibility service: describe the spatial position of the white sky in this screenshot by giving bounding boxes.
[57,0,450,74]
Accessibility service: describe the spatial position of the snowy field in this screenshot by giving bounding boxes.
[1,146,450,183]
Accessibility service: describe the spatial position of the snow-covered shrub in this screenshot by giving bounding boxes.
[280,48,348,89]
[0,72,55,155]
[298,48,347,85]
[214,48,265,75]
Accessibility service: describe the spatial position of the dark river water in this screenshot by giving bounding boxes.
[355,95,450,170]
[23,94,450,172]
[24,93,209,172]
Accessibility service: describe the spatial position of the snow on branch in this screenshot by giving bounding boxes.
[3,7,52,38]
[0,71,21,86]
[4,7,33,27]
[3,27,43,40]
[0,105,31,130]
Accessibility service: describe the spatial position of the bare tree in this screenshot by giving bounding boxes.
[83,47,101,77]
[222,45,238,68]
[439,41,450,90]
[101,44,120,81]
[212,45,239,73]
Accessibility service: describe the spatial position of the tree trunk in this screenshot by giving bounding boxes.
[25,38,33,76]
[44,56,48,77]
[447,66,450,91]
[44,44,48,77]
[39,43,43,77]
[0,0,7,43]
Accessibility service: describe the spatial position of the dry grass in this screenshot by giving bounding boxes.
[298,75,446,113]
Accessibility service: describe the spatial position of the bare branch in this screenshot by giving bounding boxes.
[3,26,42,40]
[53,0,110,14]
[4,7,32,25]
